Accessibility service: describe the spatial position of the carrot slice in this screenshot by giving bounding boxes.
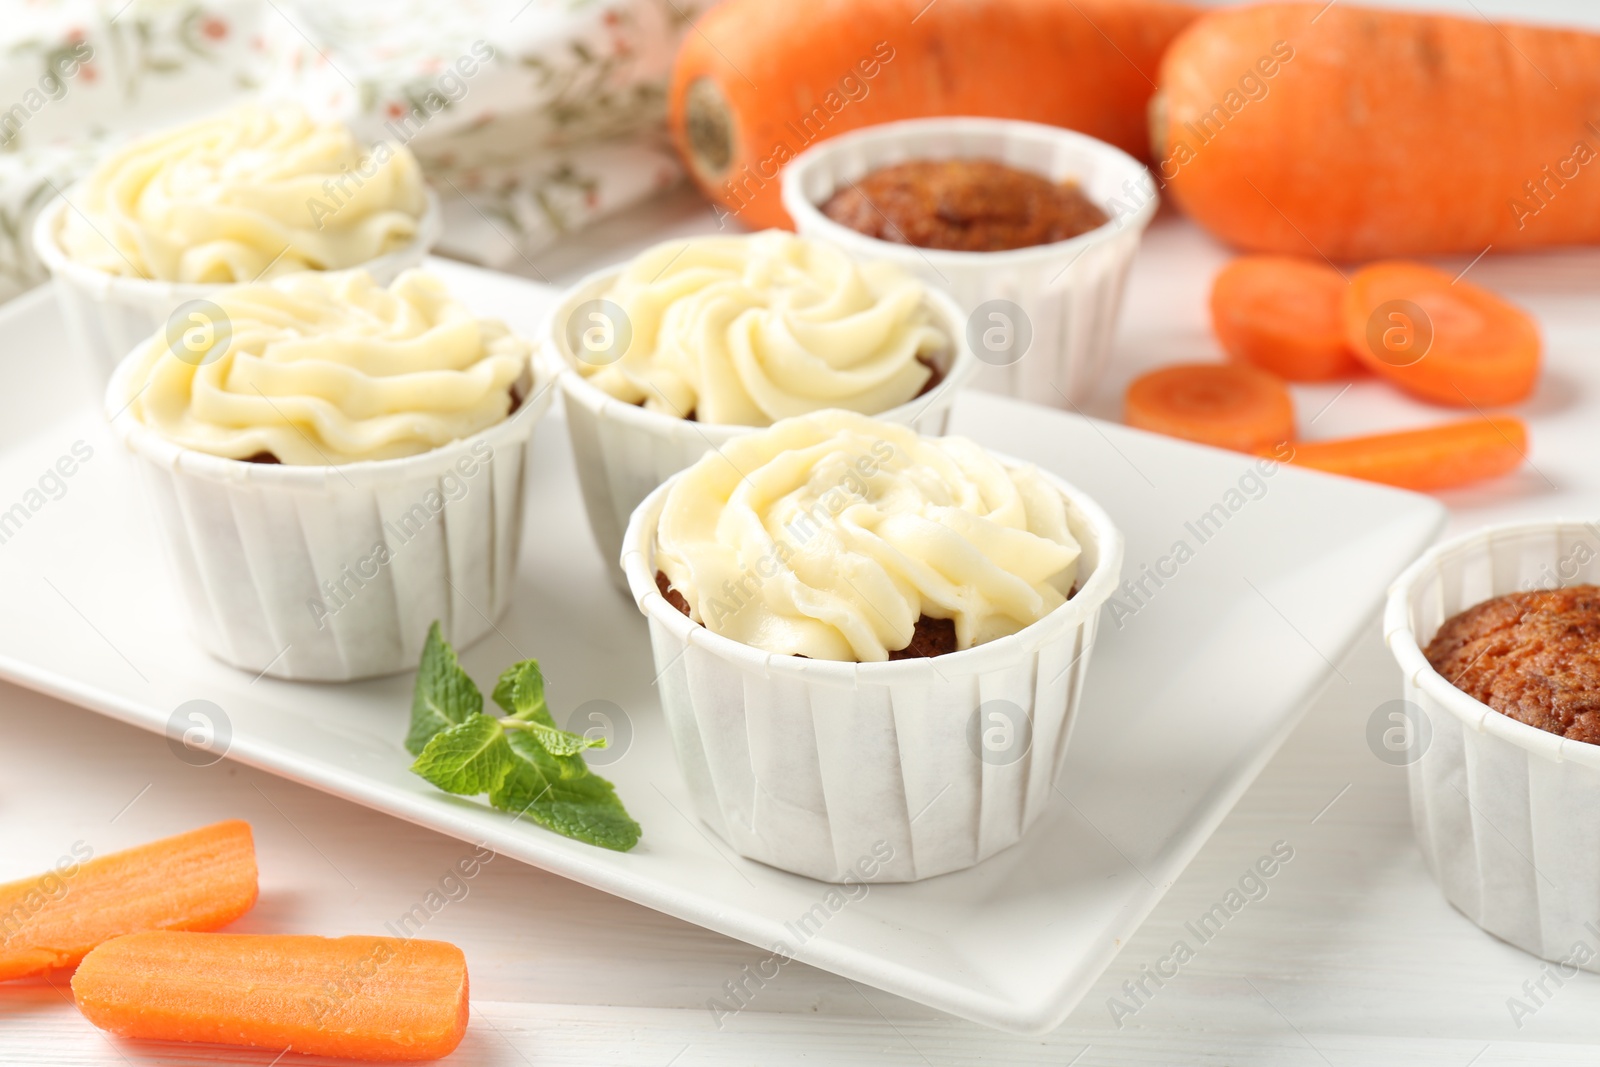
[0,820,257,981]
[1278,416,1528,491]
[1124,362,1295,452]
[73,931,470,1062]
[1343,261,1541,407]
[1210,256,1359,381]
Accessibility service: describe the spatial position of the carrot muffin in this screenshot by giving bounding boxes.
[576,231,951,426]
[122,269,530,465]
[651,409,1082,662]
[57,102,426,283]
[820,159,1108,252]
[106,267,546,682]
[1424,585,1600,743]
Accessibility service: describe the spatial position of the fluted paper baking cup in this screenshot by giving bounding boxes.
[544,267,979,580]
[105,347,549,683]
[37,187,442,382]
[782,117,1156,407]
[1386,519,1600,970]
[622,459,1123,883]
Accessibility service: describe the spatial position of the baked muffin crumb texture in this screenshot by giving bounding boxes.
[1424,584,1600,743]
[821,159,1108,253]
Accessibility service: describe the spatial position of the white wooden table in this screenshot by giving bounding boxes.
[10,0,1600,1054]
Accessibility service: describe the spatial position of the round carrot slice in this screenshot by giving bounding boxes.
[1342,261,1540,407]
[1210,256,1359,381]
[1124,362,1295,453]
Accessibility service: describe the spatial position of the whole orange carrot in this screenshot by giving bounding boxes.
[73,932,470,1061]
[1154,4,1600,257]
[0,820,257,981]
[671,0,1198,229]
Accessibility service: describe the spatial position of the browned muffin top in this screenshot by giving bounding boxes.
[1424,585,1600,743]
[820,159,1109,253]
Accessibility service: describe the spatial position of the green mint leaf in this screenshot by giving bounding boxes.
[488,732,565,819]
[491,659,551,724]
[410,716,513,795]
[503,728,586,785]
[527,778,642,853]
[502,717,605,757]
[406,622,483,755]
[405,636,640,852]
[491,731,641,851]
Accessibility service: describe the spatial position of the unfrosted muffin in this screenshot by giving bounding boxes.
[820,159,1108,252]
[1425,585,1600,743]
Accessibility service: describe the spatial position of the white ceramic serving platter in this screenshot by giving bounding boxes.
[0,262,1445,1033]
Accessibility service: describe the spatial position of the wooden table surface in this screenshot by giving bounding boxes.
[10,2,1600,1057]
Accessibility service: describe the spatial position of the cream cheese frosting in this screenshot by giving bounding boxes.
[124,269,530,465]
[59,102,426,283]
[654,410,1082,662]
[578,231,949,426]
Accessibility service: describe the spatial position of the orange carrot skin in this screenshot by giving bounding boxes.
[73,932,469,1062]
[1342,261,1541,407]
[1156,4,1600,258]
[1279,416,1528,491]
[1210,256,1358,381]
[671,0,1199,229]
[0,821,257,981]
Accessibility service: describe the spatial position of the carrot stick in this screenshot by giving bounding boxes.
[1153,4,1600,258]
[1210,256,1359,381]
[72,932,470,1062]
[671,0,1199,228]
[1124,362,1295,452]
[1277,416,1528,491]
[1343,261,1541,407]
[0,820,257,981]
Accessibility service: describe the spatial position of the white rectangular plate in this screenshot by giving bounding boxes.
[0,263,1444,1033]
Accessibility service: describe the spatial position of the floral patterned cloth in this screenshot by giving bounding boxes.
[1,0,700,299]
[0,0,279,297]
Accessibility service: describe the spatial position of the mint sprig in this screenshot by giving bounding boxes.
[404,623,641,852]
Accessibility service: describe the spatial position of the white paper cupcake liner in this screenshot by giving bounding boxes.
[1386,519,1600,970]
[622,459,1124,882]
[781,117,1157,407]
[36,186,442,383]
[105,350,551,683]
[544,267,979,581]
